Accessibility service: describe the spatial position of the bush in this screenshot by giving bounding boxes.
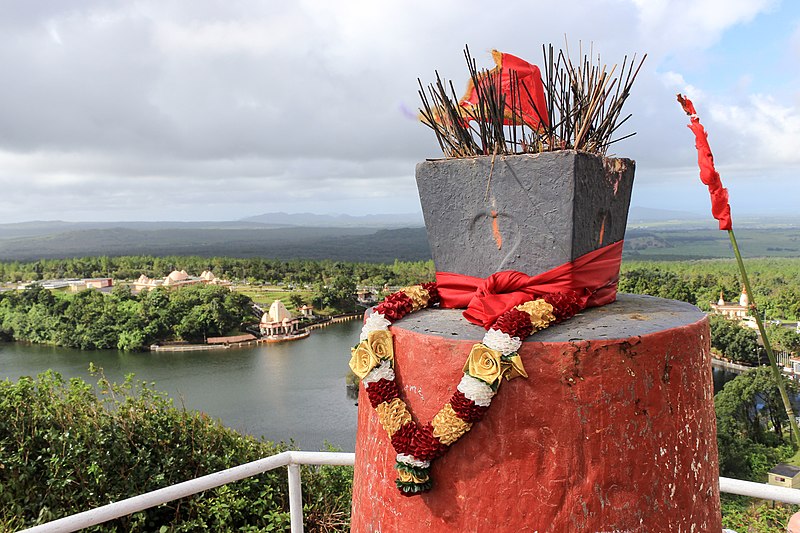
[721,495,799,532]
[0,369,352,531]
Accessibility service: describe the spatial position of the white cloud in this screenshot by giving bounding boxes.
[659,71,705,101]
[630,0,777,50]
[0,0,797,222]
[710,95,800,164]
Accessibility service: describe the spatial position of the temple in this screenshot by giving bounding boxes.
[259,300,301,337]
[133,270,231,292]
[710,287,750,321]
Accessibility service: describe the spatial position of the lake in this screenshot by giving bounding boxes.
[1,321,740,454]
[0,319,361,452]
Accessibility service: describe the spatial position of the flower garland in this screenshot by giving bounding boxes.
[349,282,584,496]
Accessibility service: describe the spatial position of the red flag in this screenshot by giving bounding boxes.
[677,94,732,231]
[460,50,549,131]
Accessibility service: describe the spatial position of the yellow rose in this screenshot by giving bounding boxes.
[463,343,504,385]
[349,341,380,379]
[402,285,430,311]
[367,330,394,361]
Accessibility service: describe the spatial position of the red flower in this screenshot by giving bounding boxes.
[450,390,489,423]
[421,282,440,305]
[365,378,400,408]
[375,292,414,321]
[542,291,583,322]
[411,424,450,461]
[391,422,417,455]
[492,308,534,338]
[385,291,414,306]
[375,302,408,322]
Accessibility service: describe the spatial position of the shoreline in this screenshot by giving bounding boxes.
[150,313,361,352]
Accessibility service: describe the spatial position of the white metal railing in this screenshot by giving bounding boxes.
[719,476,800,504]
[16,455,800,532]
[18,451,355,533]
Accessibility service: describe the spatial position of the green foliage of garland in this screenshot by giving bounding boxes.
[0,369,352,532]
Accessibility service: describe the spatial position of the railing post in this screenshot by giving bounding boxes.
[288,463,304,533]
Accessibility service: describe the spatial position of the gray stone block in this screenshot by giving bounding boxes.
[415,150,635,278]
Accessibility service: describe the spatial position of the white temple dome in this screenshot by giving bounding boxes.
[166,270,189,283]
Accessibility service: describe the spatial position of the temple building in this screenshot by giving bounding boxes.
[133,270,231,292]
[709,287,750,320]
[260,300,301,336]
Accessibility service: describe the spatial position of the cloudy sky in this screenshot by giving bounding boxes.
[0,0,798,223]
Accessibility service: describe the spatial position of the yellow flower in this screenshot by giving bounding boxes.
[515,299,556,331]
[431,404,472,445]
[367,330,394,361]
[463,343,504,385]
[376,398,412,435]
[349,341,380,380]
[402,285,430,311]
[349,331,394,379]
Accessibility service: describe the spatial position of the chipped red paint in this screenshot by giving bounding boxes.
[351,316,721,532]
[490,209,503,250]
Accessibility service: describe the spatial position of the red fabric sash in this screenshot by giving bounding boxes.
[436,240,624,328]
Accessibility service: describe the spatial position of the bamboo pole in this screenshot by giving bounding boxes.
[727,229,800,448]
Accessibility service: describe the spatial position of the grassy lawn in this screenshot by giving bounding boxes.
[232,285,315,308]
[624,228,800,259]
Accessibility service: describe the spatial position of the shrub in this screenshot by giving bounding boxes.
[0,369,352,531]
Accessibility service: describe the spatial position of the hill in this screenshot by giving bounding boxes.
[0,225,432,263]
[2,214,800,263]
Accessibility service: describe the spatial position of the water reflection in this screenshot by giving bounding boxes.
[1,332,756,452]
[0,320,362,451]
[712,367,740,394]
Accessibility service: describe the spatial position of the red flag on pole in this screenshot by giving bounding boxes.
[677,94,732,231]
[460,50,549,131]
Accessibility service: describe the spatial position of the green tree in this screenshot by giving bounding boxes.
[715,367,798,480]
[709,315,763,365]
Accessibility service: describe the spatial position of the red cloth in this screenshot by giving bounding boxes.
[436,241,624,328]
[460,50,549,131]
[677,95,732,231]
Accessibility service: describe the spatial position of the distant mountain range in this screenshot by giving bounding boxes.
[627,206,702,223]
[241,212,424,227]
[0,223,431,262]
[0,209,798,262]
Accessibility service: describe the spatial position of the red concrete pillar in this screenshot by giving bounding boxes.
[351,295,721,532]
